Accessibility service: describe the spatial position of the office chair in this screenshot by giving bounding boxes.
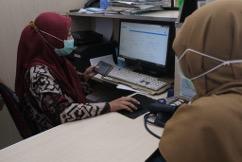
[0,83,33,139]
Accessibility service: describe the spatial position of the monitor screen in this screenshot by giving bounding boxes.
[119,21,170,67]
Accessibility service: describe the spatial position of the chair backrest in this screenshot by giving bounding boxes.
[0,83,33,139]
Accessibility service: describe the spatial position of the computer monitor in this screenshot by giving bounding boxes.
[118,20,175,76]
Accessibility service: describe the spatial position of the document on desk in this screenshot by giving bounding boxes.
[90,54,115,66]
[116,84,142,93]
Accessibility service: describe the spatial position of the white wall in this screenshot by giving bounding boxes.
[0,0,86,149]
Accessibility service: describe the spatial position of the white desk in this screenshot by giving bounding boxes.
[0,113,163,162]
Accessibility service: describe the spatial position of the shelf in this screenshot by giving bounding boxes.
[68,10,179,22]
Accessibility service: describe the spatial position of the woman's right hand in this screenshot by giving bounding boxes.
[109,96,140,112]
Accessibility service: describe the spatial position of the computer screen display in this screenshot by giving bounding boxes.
[119,21,170,66]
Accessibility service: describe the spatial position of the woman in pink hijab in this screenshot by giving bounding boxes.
[15,12,139,133]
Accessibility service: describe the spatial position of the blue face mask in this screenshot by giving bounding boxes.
[38,29,76,56]
[54,39,76,56]
[176,56,196,100]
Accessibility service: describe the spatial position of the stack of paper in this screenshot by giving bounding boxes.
[107,0,164,15]
[78,7,106,14]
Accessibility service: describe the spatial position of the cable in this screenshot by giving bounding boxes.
[144,113,161,139]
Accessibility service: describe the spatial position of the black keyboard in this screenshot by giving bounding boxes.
[118,94,156,119]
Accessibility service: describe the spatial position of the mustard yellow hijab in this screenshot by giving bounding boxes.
[174,0,242,97]
[159,1,242,161]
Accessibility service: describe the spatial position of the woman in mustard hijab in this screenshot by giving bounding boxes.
[159,0,242,162]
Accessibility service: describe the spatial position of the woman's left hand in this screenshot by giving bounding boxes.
[83,66,97,81]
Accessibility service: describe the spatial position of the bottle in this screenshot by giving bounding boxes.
[100,0,108,9]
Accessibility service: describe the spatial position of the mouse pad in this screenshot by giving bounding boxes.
[118,94,156,119]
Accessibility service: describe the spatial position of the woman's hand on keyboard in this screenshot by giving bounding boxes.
[109,97,140,112]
